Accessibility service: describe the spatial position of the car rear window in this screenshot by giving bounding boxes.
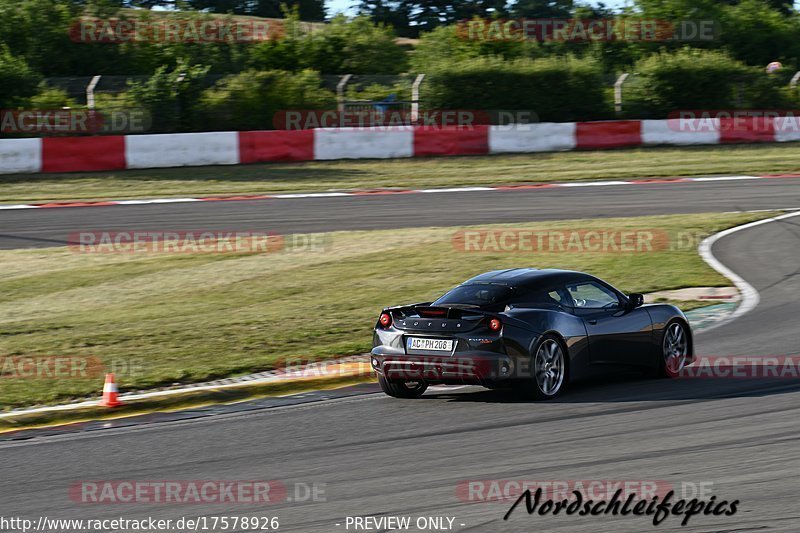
[432,284,514,306]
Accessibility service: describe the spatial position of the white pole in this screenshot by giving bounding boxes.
[86,75,101,110]
[337,74,352,114]
[791,71,800,89]
[411,74,425,123]
[614,73,629,114]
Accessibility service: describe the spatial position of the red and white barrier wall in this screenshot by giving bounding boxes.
[0,118,797,175]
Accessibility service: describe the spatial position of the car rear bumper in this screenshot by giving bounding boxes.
[369,349,516,384]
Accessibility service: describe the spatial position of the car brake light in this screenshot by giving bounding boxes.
[379,312,392,328]
[488,318,502,332]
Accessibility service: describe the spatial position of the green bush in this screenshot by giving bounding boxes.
[720,0,800,67]
[0,46,41,108]
[423,55,610,122]
[27,84,77,109]
[302,15,408,74]
[127,59,211,132]
[624,48,791,117]
[410,25,547,72]
[198,69,336,131]
[248,14,407,75]
[0,0,80,76]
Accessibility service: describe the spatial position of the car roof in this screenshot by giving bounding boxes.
[463,268,593,287]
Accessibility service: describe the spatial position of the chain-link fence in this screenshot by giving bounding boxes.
[1,70,796,137]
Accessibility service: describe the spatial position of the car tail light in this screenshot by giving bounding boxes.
[488,318,502,332]
[379,312,392,328]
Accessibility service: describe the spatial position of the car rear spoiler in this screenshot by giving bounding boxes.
[385,303,485,319]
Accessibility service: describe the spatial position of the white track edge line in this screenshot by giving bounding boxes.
[697,210,800,332]
[0,174,780,210]
[690,175,760,182]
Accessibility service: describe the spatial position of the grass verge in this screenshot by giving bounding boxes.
[1,143,800,203]
[0,211,772,409]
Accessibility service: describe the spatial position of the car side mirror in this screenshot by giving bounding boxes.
[627,293,644,309]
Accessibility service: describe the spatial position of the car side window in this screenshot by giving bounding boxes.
[565,281,620,309]
[547,289,572,308]
[509,287,568,308]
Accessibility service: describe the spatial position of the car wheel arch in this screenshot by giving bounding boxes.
[529,331,571,377]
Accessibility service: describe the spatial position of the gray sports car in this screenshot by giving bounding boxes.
[371,268,693,399]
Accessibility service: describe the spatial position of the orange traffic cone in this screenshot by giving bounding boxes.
[100,373,123,407]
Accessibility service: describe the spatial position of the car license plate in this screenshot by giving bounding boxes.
[407,337,453,352]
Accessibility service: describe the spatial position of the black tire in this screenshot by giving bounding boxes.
[656,319,690,378]
[378,374,428,398]
[514,334,569,400]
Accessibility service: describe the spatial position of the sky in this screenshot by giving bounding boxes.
[325,0,632,17]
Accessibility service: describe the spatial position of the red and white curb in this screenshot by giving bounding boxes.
[1,174,798,211]
[4,119,800,176]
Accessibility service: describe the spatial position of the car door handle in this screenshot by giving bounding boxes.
[588,319,598,325]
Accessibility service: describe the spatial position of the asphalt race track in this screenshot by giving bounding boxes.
[1,178,800,249]
[1,180,800,532]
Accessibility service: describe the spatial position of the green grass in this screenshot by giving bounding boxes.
[2,143,800,203]
[0,212,770,409]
